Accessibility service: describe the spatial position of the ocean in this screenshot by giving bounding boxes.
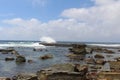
[0,40,120,77]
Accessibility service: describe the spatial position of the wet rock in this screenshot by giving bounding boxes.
[11,50,20,56]
[5,57,15,61]
[66,53,84,60]
[16,55,26,63]
[94,54,104,59]
[92,47,114,53]
[95,59,106,65]
[12,73,38,80]
[1,51,8,54]
[39,54,53,60]
[85,58,95,64]
[69,44,87,54]
[28,60,34,63]
[37,63,88,80]
[74,64,88,74]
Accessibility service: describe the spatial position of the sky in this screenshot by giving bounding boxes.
[0,0,120,42]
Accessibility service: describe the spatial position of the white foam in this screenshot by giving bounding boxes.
[40,36,56,43]
[0,42,46,49]
[88,43,120,47]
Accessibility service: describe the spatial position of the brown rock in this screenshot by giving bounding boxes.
[94,54,104,59]
[12,73,37,80]
[37,63,87,80]
[0,77,11,80]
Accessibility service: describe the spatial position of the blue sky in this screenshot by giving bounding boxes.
[0,0,93,21]
[0,0,120,42]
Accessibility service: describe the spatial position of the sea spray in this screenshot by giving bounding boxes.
[40,36,56,43]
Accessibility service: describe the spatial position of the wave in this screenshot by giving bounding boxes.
[0,42,46,49]
[87,43,120,47]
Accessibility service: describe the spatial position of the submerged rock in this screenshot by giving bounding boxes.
[39,54,53,60]
[16,55,26,63]
[5,57,15,61]
[28,59,34,63]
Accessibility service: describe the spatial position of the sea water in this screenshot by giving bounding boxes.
[0,40,70,77]
[0,41,120,77]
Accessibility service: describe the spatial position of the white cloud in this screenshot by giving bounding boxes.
[0,0,120,42]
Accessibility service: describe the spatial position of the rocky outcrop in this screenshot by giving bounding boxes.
[69,44,87,54]
[16,55,26,63]
[37,63,88,80]
[12,73,38,80]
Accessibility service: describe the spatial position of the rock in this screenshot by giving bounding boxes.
[69,44,87,54]
[16,55,26,63]
[94,54,104,59]
[37,63,87,80]
[95,59,106,65]
[12,73,38,80]
[66,53,85,60]
[85,58,95,64]
[40,54,53,60]
[1,51,8,54]
[5,57,15,61]
[0,77,11,80]
[11,50,20,56]
[92,47,114,53]
[28,60,34,63]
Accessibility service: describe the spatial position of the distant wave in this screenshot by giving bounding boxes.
[87,43,120,47]
[0,42,46,49]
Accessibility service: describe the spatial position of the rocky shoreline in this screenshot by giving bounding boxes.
[1,43,120,80]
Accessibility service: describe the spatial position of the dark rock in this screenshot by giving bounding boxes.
[5,57,15,61]
[40,54,53,60]
[69,44,87,54]
[28,60,34,63]
[1,51,8,54]
[16,55,26,63]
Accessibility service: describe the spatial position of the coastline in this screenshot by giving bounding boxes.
[0,42,120,80]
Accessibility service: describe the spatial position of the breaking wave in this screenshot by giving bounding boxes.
[0,42,46,49]
[40,36,56,43]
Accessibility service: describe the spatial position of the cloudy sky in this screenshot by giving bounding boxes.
[0,0,120,42]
